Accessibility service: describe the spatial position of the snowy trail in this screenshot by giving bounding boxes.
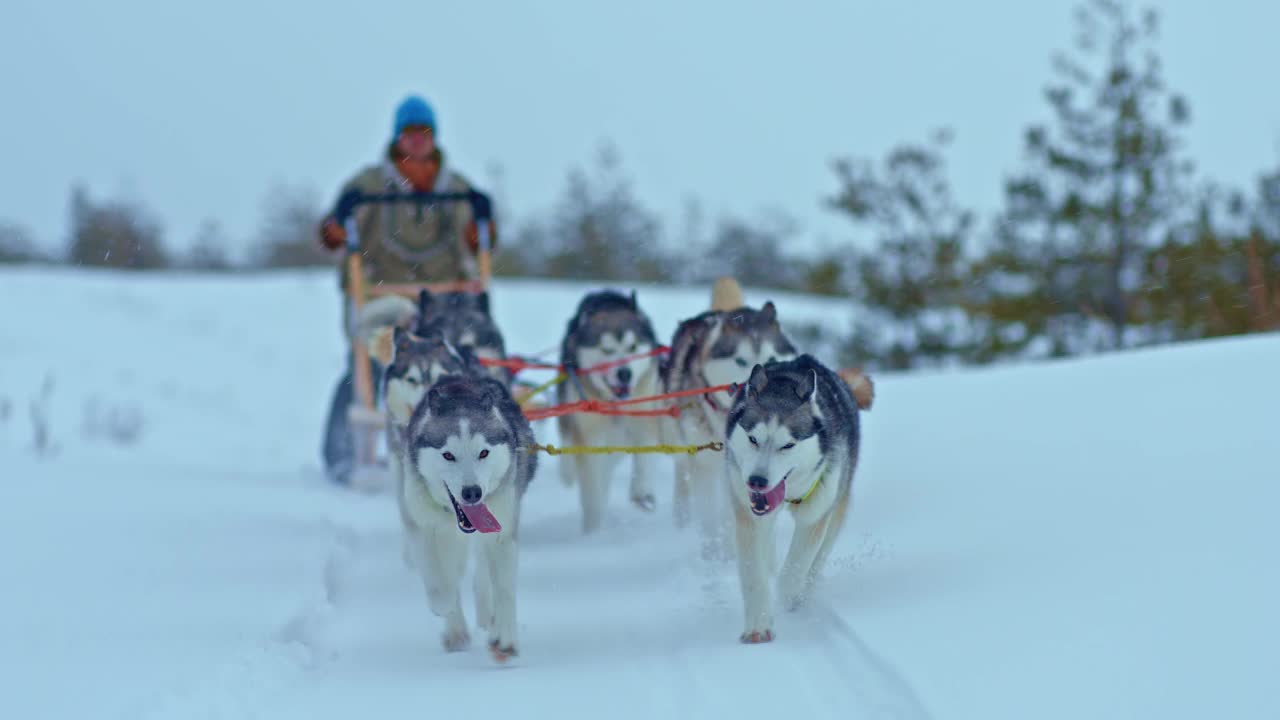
[248,455,929,720]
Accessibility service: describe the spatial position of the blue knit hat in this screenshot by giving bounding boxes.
[392,95,437,140]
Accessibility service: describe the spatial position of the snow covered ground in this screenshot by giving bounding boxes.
[1,266,1276,719]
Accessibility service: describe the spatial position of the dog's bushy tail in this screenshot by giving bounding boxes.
[838,368,876,411]
[710,277,744,311]
[355,296,418,341]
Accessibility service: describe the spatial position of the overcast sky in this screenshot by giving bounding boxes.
[3,0,1277,259]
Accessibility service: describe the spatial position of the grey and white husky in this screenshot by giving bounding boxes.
[723,354,861,644]
[358,289,510,387]
[369,327,486,566]
[660,293,798,551]
[401,372,537,661]
[556,289,664,533]
[414,289,511,387]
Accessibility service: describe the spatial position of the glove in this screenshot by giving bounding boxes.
[319,219,347,251]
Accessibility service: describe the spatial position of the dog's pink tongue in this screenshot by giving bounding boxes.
[460,502,502,533]
[764,479,787,512]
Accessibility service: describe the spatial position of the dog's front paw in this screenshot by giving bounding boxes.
[782,593,808,613]
[442,627,471,653]
[631,493,656,512]
[778,581,809,613]
[488,638,518,663]
[740,629,775,644]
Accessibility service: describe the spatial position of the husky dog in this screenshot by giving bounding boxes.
[401,372,537,661]
[723,354,860,643]
[369,327,487,566]
[414,290,511,387]
[556,289,664,533]
[358,289,510,386]
[660,287,798,549]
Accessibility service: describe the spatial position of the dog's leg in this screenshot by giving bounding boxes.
[392,454,419,570]
[777,510,834,613]
[474,549,493,631]
[692,451,732,561]
[481,532,519,661]
[672,454,692,528]
[628,418,659,512]
[661,416,692,527]
[808,487,853,592]
[733,502,777,643]
[420,523,470,652]
[557,417,579,488]
[576,453,613,534]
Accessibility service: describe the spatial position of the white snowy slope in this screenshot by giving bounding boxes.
[0,266,1275,720]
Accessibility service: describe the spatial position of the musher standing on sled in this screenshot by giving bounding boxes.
[316,94,496,486]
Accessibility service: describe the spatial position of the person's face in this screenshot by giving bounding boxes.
[398,124,435,159]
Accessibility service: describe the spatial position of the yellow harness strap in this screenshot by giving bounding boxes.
[787,467,827,506]
[517,373,568,407]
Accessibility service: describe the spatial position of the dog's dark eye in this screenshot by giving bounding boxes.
[748,435,758,446]
[781,442,796,450]
[442,451,456,462]
[478,449,489,460]
[405,376,420,386]
[627,344,637,353]
[735,357,749,368]
[767,356,777,365]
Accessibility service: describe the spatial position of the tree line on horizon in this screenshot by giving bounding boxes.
[2,0,1276,370]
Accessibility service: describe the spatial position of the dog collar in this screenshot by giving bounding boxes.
[787,464,826,506]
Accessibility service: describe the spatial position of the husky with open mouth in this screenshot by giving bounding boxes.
[368,326,486,567]
[402,372,537,661]
[723,354,861,644]
[556,289,664,533]
[660,281,798,554]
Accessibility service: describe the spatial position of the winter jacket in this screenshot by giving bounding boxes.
[328,147,482,291]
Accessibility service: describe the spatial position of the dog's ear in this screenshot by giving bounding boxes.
[476,291,491,316]
[796,368,817,403]
[629,289,639,311]
[761,301,778,325]
[394,325,413,350]
[418,289,434,317]
[748,364,769,398]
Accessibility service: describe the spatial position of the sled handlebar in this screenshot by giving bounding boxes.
[332,189,494,253]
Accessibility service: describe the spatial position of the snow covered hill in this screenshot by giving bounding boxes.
[1,267,1276,719]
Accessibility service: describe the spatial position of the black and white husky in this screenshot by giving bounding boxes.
[401,373,537,661]
[660,293,798,552]
[413,290,511,387]
[368,327,486,567]
[723,355,861,644]
[556,289,664,533]
[358,289,510,387]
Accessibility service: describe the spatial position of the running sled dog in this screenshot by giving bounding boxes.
[401,372,536,661]
[723,354,861,644]
[360,296,533,662]
[556,289,664,533]
[660,278,799,554]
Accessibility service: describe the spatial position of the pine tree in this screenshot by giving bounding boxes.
[826,130,976,369]
[976,0,1192,357]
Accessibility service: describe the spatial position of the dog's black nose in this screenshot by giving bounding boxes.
[460,485,482,504]
[748,475,769,490]
[617,367,632,384]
